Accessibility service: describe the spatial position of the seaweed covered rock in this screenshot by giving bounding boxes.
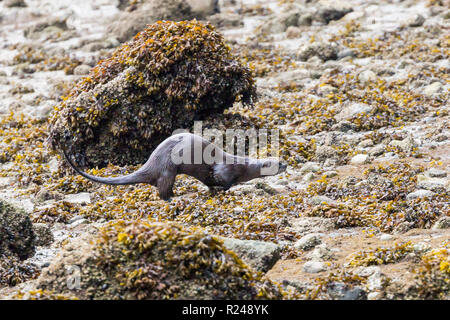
[36,220,284,299]
[0,199,37,287]
[49,20,256,168]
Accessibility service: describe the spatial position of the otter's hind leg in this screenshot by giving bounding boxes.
[157,172,176,201]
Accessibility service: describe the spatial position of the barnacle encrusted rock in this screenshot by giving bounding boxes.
[36,220,284,299]
[49,20,256,168]
[0,199,37,287]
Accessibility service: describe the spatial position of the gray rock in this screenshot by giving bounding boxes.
[309,196,336,206]
[335,102,373,122]
[308,243,334,261]
[423,82,443,96]
[4,0,27,7]
[323,171,338,178]
[337,48,356,60]
[327,282,367,300]
[315,145,338,161]
[408,14,425,27]
[416,175,448,192]
[406,189,435,200]
[427,168,447,178]
[350,154,369,165]
[367,271,387,291]
[368,144,386,156]
[358,70,376,83]
[64,192,91,205]
[389,136,417,153]
[303,261,327,273]
[379,234,393,241]
[297,42,338,61]
[73,64,91,75]
[186,0,219,16]
[358,139,374,148]
[432,216,450,230]
[294,233,322,251]
[300,162,320,173]
[221,237,280,272]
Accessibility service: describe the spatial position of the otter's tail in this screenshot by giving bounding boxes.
[62,148,146,185]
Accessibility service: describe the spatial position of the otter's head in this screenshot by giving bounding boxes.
[259,158,288,176]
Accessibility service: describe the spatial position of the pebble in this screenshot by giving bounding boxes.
[303,261,327,273]
[423,82,442,96]
[406,189,435,200]
[427,168,447,178]
[64,192,92,205]
[350,154,369,164]
[294,233,322,251]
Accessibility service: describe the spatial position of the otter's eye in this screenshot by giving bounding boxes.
[262,162,271,168]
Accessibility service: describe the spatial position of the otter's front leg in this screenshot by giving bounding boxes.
[157,172,176,201]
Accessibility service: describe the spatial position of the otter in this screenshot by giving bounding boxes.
[63,133,287,200]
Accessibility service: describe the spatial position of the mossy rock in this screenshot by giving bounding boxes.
[49,20,256,168]
[0,199,35,260]
[36,220,284,299]
[0,199,37,287]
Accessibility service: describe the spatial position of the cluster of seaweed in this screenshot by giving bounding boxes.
[306,163,449,232]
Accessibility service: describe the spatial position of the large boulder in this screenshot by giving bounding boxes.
[36,220,284,299]
[49,20,256,168]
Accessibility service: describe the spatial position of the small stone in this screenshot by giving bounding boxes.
[222,238,280,273]
[335,102,373,122]
[4,0,27,7]
[368,292,382,300]
[294,233,322,251]
[358,70,376,83]
[303,261,327,273]
[318,84,338,96]
[69,218,87,228]
[389,136,417,153]
[406,189,435,200]
[416,176,448,192]
[73,64,91,75]
[64,192,91,205]
[323,171,338,178]
[337,49,355,60]
[327,282,367,300]
[303,172,316,182]
[367,271,387,291]
[350,154,369,165]
[427,168,447,178]
[423,82,442,96]
[408,14,425,27]
[233,206,244,214]
[285,26,301,39]
[309,196,336,206]
[368,144,386,156]
[432,216,450,230]
[300,162,320,173]
[308,243,333,261]
[358,139,374,148]
[413,242,431,253]
[379,234,393,241]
